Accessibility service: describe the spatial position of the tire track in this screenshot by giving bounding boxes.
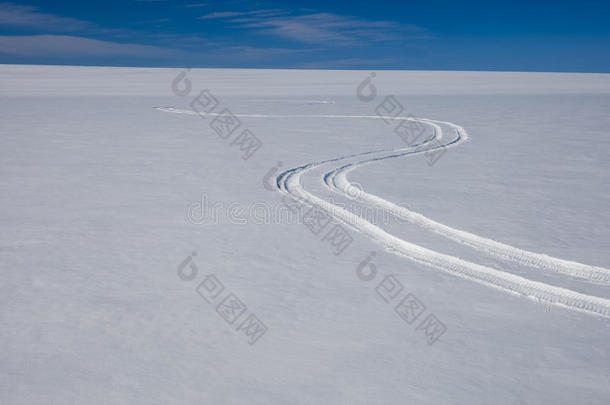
[157,107,610,317]
[324,134,610,286]
[276,119,610,318]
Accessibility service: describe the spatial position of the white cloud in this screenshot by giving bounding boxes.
[184,3,210,8]
[199,9,286,20]
[0,2,94,31]
[199,11,248,19]
[224,12,427,45]
[0,34,308,63]
[0,35,186,58]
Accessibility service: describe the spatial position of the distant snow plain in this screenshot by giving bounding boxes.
[1,65,610,404]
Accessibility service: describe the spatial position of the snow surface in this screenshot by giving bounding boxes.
[1,65,609,404]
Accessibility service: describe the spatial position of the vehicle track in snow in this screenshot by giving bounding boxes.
[157,107,610,318]
[324,136,610,286]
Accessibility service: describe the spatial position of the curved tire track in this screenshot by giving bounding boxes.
[157,107,610,317]
[324,135,610,286]
[275,118,610,318]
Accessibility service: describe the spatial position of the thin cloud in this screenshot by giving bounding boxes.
[223,45,316,58]
[0,2,431,68]
[199,9,286,20]
[199,11,248,19]
[0,34,187,58]
[136,18,170,24]
[0,34,308,64]
[184,1,247,8]
[0,2,94,32]
[225,12,427,45]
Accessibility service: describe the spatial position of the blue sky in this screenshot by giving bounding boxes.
[0,0,609,71]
